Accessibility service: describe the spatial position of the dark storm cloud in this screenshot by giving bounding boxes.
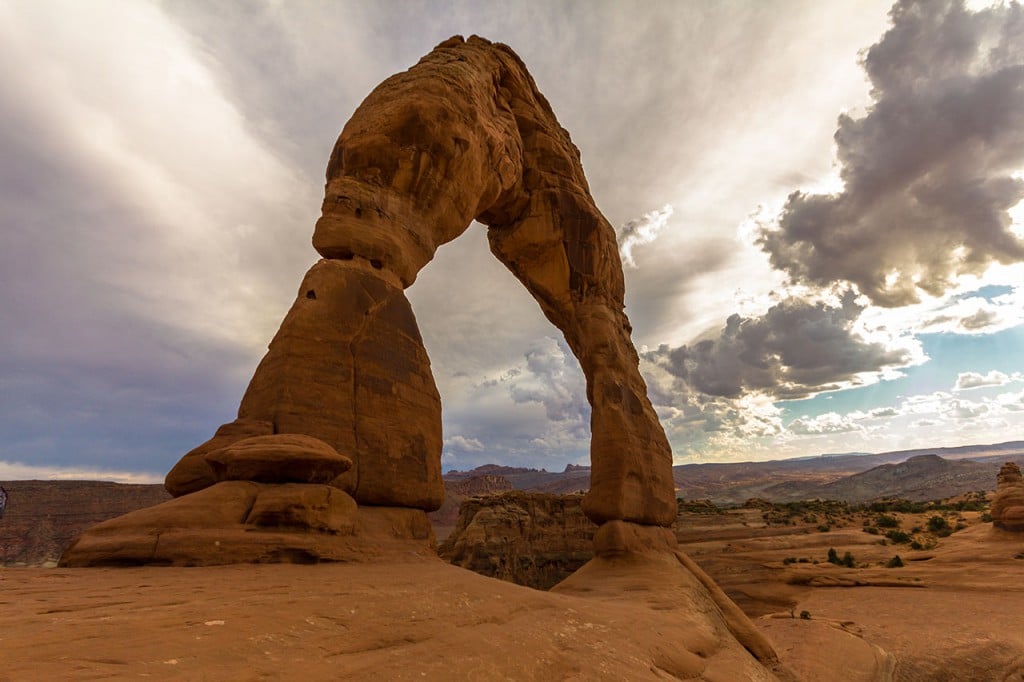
[759,0,1024,306]
[644,292,916,401]
[507,337,589,425]
[439,337,590,470]
[0,108,251,474]
[0,8,306,476]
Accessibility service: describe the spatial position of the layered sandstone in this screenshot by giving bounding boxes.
[440,491,596,589]
[991,462,1024,532]
[63,34,674,566]
[312,35,675,526]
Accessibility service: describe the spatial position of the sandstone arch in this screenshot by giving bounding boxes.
[166,34,676,528]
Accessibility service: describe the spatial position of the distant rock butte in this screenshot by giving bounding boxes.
[991,462,1024,532]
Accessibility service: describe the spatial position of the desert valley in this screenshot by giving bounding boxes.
[3,440,1024,680]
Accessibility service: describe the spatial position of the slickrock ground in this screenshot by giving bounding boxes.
[1,555,781,681]
[684,511,1024,681]
[3,507,1023,679]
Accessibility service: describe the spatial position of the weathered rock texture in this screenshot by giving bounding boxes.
[311,34,675,526]
[60,481,434,567]
[991,461,1024,532]
[62,34,675,568]
[0,481,170,566]
[183,35,673,523]
[440,491,596,589]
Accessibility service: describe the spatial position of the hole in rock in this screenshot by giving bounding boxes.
[306,290,317,300]
[370,259,383,269]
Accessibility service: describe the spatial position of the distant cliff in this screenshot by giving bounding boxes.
[0,481,170,566]
[439,491,596,589]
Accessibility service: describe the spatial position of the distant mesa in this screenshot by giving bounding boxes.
[991,462,1024,532]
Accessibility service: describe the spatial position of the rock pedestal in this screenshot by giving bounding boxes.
[991,462,1024,532]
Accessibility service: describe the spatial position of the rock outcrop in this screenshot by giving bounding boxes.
[440,491,596,589]
[991,462,1024,532]
[447,474,513,497]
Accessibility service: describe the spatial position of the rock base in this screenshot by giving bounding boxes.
[553,521,793,681]
[59,481,434,567]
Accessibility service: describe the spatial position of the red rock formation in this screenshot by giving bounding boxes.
[439,491,596,589]
[991,462,1024,532]
[312,35,675,526]
[62,34,677,568]
[447,475,513,497]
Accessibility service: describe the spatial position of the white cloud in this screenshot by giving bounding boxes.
[954,370,1018,391]
[443,436,486,453]
[788,412,864,435]
[944,398,990,420]
[911,418,941,428]
[617,204,674,268]
[0,460,162,484]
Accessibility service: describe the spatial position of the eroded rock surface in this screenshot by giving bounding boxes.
[991,461,1024,532]
[63,34,676,568]
[59,482,433,567]
[312,34,675,526]
[440,491,596,589]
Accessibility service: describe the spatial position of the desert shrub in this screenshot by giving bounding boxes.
[865,500,926,514]
[927,515,952,537]
[827,548,840,564]
[798,558,810,563]
[863,526,879,535]
[885,530,911,544]
[981,512,993,523]
[817,524,831,532]
[886,555,904,568]
[783,557,797,565]
[841,551,855,568]
[910,540,924,550]
[876,514,900,528]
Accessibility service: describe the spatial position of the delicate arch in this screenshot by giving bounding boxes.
[167,35,676,527]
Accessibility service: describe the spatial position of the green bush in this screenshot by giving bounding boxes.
[928,515,952,537]
[876,514,900,528]
[885,530,912,544]
[886,555,904,568]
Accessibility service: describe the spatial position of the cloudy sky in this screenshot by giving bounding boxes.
[2,0,1023,482]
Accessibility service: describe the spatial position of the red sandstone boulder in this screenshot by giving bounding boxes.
[205,434,352,486]
[991,462,1024,532]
